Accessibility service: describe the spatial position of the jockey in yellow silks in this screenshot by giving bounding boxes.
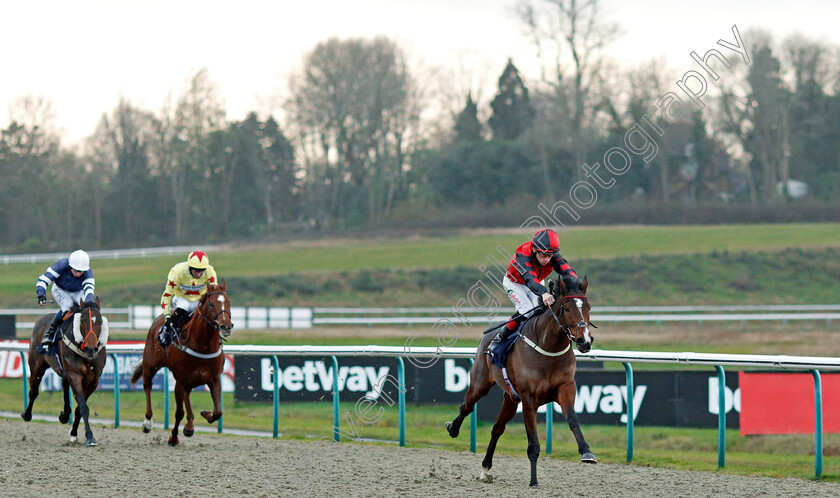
[158,250,218,346]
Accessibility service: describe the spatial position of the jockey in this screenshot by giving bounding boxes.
[158,250,218,347]
[35,250,95,354]
[488,228,579,353]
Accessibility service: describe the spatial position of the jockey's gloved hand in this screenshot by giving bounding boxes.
[164,315,174,332]
[37,295,46,306]
[541,292,555,307]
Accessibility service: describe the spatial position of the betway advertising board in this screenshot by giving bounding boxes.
[0,340,234,392]
[234,356,742,428]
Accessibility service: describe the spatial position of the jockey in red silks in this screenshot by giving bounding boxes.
[488,228,579,352]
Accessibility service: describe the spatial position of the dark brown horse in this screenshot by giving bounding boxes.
[130,281,233,446]
[446,276,596,487]
[21,298,109,447]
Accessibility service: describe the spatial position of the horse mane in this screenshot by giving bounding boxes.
[70,298,100,314]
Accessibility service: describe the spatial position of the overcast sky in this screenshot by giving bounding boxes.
[2,0,836,144]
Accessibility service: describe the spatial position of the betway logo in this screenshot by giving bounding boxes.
[260,359,389,399]
[444,359,646,423]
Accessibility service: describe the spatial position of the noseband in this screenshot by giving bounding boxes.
[547,295,591,344]
[195,291,233,336]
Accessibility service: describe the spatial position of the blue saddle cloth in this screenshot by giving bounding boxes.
[488,332,520,369]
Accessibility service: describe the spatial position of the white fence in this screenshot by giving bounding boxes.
[0,245,218,265]
[3,304,840,330]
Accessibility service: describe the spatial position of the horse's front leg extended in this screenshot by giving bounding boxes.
[200,377,222,423]
[169,382,186,446]
[521,397,541,487]
[557,382,596,463]
[480,394,518,481]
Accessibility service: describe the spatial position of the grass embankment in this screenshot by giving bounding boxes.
[2,223,840,307]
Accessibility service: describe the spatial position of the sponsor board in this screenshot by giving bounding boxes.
[739,372,840,435]
[474,371,741,427]
[0,340,234,392]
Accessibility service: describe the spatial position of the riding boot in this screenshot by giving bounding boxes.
[38,312,64,354]
[488,313,526,354]
[170,308,188,336]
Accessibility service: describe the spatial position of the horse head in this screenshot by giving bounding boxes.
[198,280,234,339]
[71,297,108,360]
[553,276,594,353]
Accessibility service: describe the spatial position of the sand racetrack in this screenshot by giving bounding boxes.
[1,418,838,497]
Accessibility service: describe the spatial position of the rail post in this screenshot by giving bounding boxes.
[110,353,120,428]
[20,352,28,411]
[716,366,725,468]
[332,356,340,442]
[812,369,823,478]
[272,356,280,438]
[164,367,170,430]
[624,362,634,462]
[396,357,406,446]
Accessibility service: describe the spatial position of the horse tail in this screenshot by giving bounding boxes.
[129,360,143,385]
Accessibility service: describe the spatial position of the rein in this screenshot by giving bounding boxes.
[175,290,230,359]
[523,295,589,357]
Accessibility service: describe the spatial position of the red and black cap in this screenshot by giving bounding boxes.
[532,228,560,254]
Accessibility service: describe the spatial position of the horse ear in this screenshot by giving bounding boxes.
[581,275,589,293]
[95,296,101,308]
[221,278,226,290]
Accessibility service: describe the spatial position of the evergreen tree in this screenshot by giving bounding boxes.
[489,58,535,140]
[453,92,482,143]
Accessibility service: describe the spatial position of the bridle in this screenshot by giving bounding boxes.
[195,290,233,339]
[546,295,595,346]
[63,306,107,359]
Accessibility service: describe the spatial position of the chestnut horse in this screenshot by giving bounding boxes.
[21,298,109,447]
[446,276,596,487]
[130,281,233,446]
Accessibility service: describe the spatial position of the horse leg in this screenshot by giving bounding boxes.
[169,383,186,446]
[479,394,519,481]
[200,377,223,423]
[521,397,541,487]
[68,376,97,446]
[21,359,48,422]
[557,382,596,463]
[446,359,494,438]
[183,388,195,437]
[59,377,72,424]
[141,365,159,433]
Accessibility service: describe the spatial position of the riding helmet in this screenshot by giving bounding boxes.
[532,229,560,254]
[187,250,210,270]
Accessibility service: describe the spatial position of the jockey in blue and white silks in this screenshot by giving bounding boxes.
[35,250,95,353]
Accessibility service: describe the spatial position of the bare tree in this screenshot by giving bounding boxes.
[516,0,622,181]
[288,36,419,225]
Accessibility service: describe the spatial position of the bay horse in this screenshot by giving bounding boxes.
[446,276,596,487]
[130,281,233,446]
[21,298,109,447]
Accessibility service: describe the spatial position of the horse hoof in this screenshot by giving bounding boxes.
[581,452,597,463]
[70,435,77,444]
[86,438,98,447]
[183,428,194,438]
[445,422,458,438]
[168,436,179,446]
[58,412,70,424]
[21,412,31,422]
[142,418,153,433]
[530,481,539,487]
[200,410,216,423]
